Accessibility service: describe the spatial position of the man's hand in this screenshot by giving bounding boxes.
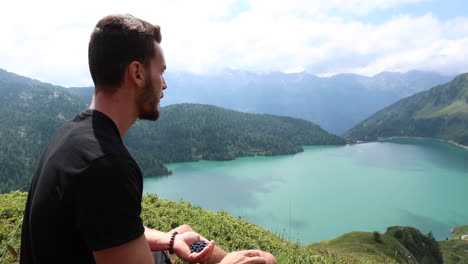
[173,231,215,263]
[218,250,267,264]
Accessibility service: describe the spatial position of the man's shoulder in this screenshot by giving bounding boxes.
[45,109,129,169]
[86,152,142,179]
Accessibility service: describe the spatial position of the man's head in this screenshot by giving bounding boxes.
[88,14,167,120]
[136,42,167,121]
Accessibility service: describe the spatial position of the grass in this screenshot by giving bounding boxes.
[308,231,415,264]
[0,191,375,264]
[0,191,465,264]
[0,192,25,264]
[451,226,468,240]
[141,193,377,263]
[439,240,468,264]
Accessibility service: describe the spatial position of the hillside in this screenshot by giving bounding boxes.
[69,70,454,135]
[0,191,368,264]
[310,226,468,264]
[1,191,466,264]
[344,73,468,145]
[0,69,88,193]
[0,68,344,193]
[125,103,345,165]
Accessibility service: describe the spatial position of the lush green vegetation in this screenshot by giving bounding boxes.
[439,240,468,264]
[438,225,468,263]
[344,73,468,146]
[386,227,443,264]
[309,231,413,263]
[309,226,467,264]
[0,191,370,264]
[125,103,345,165]
[0,192,25,263]
[0,68,345,193]
[1,191,465,264]
[0,69,88,193]
[451,226,468,240]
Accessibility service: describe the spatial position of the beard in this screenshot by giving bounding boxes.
[137,75,160,121]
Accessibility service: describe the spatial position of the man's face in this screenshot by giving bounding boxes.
[137,42,167,121]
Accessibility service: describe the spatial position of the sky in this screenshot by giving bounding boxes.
[1,0,467,87]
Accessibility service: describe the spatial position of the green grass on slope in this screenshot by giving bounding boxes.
[0,192,25,263]
[308,231,416,264]
[141,193,374,264]
[416,100,468,119]
[309,226,445,264]
[439,240,468,264]
[0,191,375,264]
[451,225,468,240]
[1,192,463,264]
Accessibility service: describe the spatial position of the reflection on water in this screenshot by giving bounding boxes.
[144,139,468,243]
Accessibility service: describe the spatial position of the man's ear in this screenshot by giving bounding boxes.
[128,61,146,87]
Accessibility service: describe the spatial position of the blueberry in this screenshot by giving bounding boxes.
[190,241,208,253]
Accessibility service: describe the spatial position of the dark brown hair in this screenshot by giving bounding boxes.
[88,14,161,93]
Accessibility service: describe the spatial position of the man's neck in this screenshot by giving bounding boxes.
[89,89,138,138]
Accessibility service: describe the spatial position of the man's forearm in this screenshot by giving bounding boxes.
[144,226,172,251]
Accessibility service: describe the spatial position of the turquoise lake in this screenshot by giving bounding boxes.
[143,138,468,244]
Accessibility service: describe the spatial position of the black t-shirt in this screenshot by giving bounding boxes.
[20,109,145,263]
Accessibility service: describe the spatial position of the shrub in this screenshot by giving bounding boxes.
[373,231,382,243]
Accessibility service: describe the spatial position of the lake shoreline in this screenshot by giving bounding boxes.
[377,136,468,150]
[351,136,468,150]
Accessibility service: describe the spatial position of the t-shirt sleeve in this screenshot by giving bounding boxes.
[74,154,145,251]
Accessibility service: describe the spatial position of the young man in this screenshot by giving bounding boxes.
[20,14,276,264]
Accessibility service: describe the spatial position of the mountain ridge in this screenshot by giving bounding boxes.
[65,68,455,134]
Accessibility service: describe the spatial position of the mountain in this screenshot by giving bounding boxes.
[0,69,89,193]
[0,68,344,193]
[344,73,468,145]
[161,70,454,135]
[124,103,345,166]
[68,70,454,135]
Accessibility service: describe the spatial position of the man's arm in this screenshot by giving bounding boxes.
[93,234,154,264]
[144,226,215,263]
[144,226,172,251]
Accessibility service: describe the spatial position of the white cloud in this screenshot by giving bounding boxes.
[325,0,427,15]
[0,0,467,86]
[311,14,468,76]
[248,0,427,16]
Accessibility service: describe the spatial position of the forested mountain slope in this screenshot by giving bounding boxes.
[125,103,345,166]
[0,69,88,193]
[0,69,344,193]
[344,73,468,146]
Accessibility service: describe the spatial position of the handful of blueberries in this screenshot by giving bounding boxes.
[190,241,208,253]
